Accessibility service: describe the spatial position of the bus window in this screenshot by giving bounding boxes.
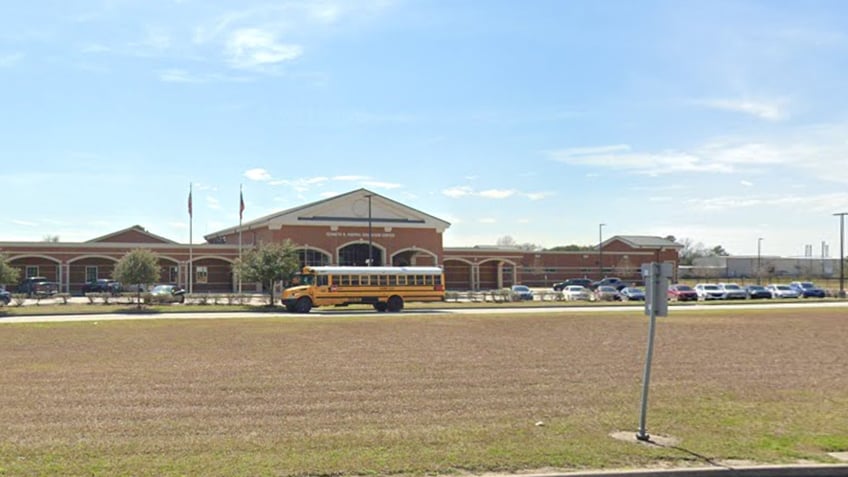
[415,275,425,285]
[373,275,383,286]
[340,275,351,286]
[358,275,369,286]
[397,276,406,286]
[424,275,433,286]
[317,275,328,286]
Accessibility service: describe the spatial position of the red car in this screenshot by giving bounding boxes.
[668,284,698,302]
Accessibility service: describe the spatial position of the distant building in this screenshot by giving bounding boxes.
[1,189,681,293]
[684,255,841,280]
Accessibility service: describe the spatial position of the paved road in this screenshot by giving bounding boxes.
[2,301,848,324]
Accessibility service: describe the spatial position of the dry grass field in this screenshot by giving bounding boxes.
[1,307,847,476]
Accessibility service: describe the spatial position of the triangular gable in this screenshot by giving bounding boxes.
[87,225,176,244]
[205,188,451,240]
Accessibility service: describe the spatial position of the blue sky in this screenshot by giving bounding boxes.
[3,0,848,257]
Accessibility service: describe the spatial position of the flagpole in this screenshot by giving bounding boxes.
[188,183,193,295]
[238,184,243,294]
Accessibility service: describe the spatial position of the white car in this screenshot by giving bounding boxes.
[694,283,724,300]
[561,285,591,301]
[717,282,747,300]
[766,284,801,299]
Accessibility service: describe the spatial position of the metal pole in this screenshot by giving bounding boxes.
[367,194,373,266]
[757,238,763,285]
[598,223,606,280]
[836,212,847,298]
[637,263,658,441]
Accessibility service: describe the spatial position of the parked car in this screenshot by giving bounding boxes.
[148,284,186,303]
[745,285,772,299]
[0,286,10,305]
[789,281,826,298]
[593,285,622,301]
[81,279,122,295]
[561,285,591,301]
[717,283,747,300]
[553,278,593,292]
[17,276,59,297]
[694,283,724,301]
[766,284,801,299]
[590,277,627,291]
[619,287,646,301]
[510,285,534,301]
[667,284,698,302]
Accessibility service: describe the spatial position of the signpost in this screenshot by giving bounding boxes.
[637,262,672,441]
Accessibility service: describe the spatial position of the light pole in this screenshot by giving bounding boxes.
[757,237,763,285]
[835,212,847,298]
[366,194,374,266]
[598,223,606,280]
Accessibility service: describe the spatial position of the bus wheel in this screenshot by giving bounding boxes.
[374,302,388,312]
[294,297,312,313]
[285,304,296,312]
[387,296,404,312]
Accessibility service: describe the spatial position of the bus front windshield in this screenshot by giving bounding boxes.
[289,274,315,287]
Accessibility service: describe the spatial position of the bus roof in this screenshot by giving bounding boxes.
[302,266,443,275]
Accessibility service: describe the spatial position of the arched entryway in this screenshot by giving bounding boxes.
[391,248,438,267]
[337,242,384,266]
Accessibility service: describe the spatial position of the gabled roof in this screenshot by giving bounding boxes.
[605,235,682,249]
[87,225,177,244]
[204,188,451,240]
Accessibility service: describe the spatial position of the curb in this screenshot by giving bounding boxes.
[535,464,848,477]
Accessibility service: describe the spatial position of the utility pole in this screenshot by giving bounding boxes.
[757,238,763,285]
[835,213,847,298]
[598,223,606,280]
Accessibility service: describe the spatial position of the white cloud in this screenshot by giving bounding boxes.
[333,175,370,181]
[548,147,729,175]
[244,168,272,181]
[362,180,402,189]
[159,69,200,83]
[441,186,548,200]
[694,98,788,121]
[551,144,631,157]
[740,180,753,187]
[478,218,496,224]
[206,196,221,210]
[478,189,515,199]
[11,219,38,226]
[225,28,303,70]
[0,52,24,67]
[524,192,553,201]
[687,192,848,212]
[442,186,473,198]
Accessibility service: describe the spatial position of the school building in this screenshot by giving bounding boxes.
[0,188,681,294]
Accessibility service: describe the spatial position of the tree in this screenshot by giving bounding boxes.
[42,235,59,243]
[677,238,730,265]
[113,249,160,308]
[496,235,541,251]
[233,240,301,305]
[0,253,20,286]
[547,244,594,252]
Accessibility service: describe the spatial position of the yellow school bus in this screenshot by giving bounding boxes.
[280,266,445,313]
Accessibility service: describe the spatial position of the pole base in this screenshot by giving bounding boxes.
[635,432,651,442]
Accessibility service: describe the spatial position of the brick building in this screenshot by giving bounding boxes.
[0,189,680,294]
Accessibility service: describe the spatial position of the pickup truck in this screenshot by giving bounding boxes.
[17,277,59,297]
